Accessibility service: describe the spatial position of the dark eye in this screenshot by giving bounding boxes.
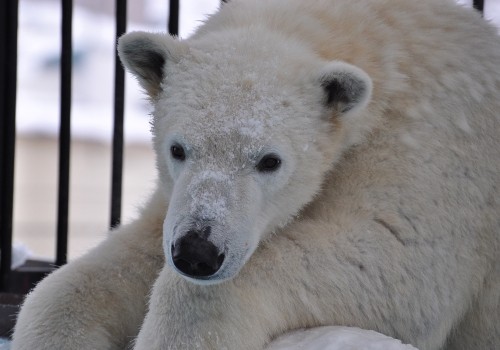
[256,154,281,172]
[170,144,186,161]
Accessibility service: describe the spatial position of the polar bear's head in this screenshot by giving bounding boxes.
[119,30,372,285]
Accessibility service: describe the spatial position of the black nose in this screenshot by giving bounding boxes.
[171,230,225,278]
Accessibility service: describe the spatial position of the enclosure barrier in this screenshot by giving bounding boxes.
[0,0,182,336]
[0,0,486,338]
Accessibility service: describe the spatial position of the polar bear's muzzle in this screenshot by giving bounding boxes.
[170,227,226,279]
[163,174,261,284]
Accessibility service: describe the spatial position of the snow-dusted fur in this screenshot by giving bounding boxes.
[12,0,500,349]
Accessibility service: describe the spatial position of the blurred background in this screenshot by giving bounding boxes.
[12,0,500,261]
[13,0,220,261]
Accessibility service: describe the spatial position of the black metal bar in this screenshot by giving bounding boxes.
[473,0,484,13]
[56,0,73,266]
[169,0,180,36]
[110,0,127,228]
[0,0,19,291]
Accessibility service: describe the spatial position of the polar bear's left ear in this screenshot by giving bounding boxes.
[118,31,188,98]
[318,61,372,115]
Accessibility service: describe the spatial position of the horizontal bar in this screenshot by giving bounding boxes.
[0,263,55,294]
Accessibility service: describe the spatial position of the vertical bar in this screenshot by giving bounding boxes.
[473,0,484,14]
[110,0,127,228]
[169,0,179,36]
[0,0,19,290]
[56,0,73,266]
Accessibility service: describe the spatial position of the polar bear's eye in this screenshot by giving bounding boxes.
[256,154,281,172]
[170,144,186,161]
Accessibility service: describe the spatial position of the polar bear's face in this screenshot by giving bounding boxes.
[119,31,372,284]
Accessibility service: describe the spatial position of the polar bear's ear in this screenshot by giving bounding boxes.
[318,61,372,115]
[118,32,187,98]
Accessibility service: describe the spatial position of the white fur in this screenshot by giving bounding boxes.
[12,0,500,349]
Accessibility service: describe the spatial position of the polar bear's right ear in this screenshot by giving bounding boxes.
[118,32,188,98]
[318,61,373,116]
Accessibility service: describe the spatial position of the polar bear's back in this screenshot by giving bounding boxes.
[195,0,500,117]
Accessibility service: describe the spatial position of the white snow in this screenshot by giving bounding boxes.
[266,327,418,350]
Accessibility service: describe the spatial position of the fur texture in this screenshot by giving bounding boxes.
[12,0,500,349]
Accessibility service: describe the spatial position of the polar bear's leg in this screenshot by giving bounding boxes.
[133,217,485,350]
[11,190,166,350]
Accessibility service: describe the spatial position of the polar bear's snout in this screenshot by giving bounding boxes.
[171,228,226,278]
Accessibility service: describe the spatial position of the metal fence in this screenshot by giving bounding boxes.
[0,0,486,337]
[0,0,184,296]
[0,0,185,336]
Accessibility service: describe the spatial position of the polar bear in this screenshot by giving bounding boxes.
[12,0,500,349]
